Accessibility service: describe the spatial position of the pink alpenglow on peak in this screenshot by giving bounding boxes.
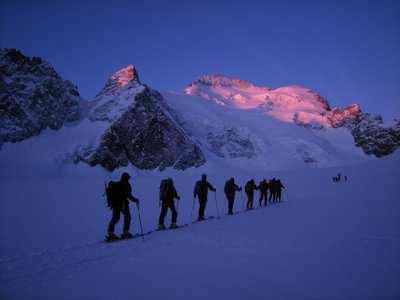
[111,65,140,88]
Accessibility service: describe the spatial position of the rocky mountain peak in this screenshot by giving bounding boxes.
[96,65,141,97]
[111,65,139,88]
[0,48,83,149]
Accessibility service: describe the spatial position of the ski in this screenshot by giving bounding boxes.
[104,231,151,243]
[244,207,262,212]
[156,223,189,231]
[227,212,240,216]
[192,216,214,224]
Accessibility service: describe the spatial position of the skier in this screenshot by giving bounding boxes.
[224,178,242,215]
[245,179,259,210]
[269,178,277,203]
[107,172,139,240]
[158,178,181,230]
[258,179,269,207]
[276,179,285,202]
[193,174,216,221]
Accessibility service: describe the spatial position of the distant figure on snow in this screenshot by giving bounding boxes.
[269,178,278,203]
[259,179,269,207]
[193,174,216,221]
[275,179,285,202]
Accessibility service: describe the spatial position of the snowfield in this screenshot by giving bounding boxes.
[1,150,399,300]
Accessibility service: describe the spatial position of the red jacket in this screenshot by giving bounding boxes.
[161,186,179,206]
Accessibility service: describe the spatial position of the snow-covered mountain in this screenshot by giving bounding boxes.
[0,49,399,173]
[184,74,400,158]
[74,65,205,171]
[0,48,84,149]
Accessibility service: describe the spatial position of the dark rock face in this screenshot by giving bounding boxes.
[0,48,83,148]
[82,87,205,171]
[326,104,400,157]
[350,114,400,157]
[326,104,362,128]
[185,74,258,90]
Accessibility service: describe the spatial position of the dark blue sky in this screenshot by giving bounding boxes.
[1,0,399,120]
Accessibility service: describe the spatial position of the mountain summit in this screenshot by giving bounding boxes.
[111,65,140,88]
[95,65,141,98]
[78,66,205,171]
[183,73,400,158]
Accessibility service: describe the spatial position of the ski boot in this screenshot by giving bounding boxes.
[170,223,178,229]
[121,231,133,239]
[198,216,205,221]
[106,232,120,241]
[158,224,166,230]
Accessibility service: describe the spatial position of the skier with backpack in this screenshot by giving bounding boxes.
[276,179,285,202]
[245,179,259,210]
[193,174,216,221]
[158,178,181,230]
[269,178,278,203]
[258,179,269,207]
[106,172,139,241]
[224,178,242,215]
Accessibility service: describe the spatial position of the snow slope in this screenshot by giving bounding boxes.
[163,91,369,171]
[0,151,399,300]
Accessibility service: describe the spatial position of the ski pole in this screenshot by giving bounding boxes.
[136,203,145,242]
[240,190,244,212]
[214,192,220,218]
[284,189,290,202]
[189,197,196,224]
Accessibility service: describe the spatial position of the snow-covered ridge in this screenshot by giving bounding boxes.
[184,75,331,123]
[184,74,270,110]
[185,74,265,90]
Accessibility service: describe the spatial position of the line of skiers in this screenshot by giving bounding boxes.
[333,173,348,182]
[105,172,285,240]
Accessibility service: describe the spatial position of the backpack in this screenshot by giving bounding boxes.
[194,180,201,196]
[194,180,208,196]
[245,181,253,194]
[224,180,232,194]
[259,181,268,192]
[159,179,171,201]
[104,181,121,209]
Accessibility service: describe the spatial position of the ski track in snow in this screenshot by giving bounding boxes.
[0,202,289,291]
